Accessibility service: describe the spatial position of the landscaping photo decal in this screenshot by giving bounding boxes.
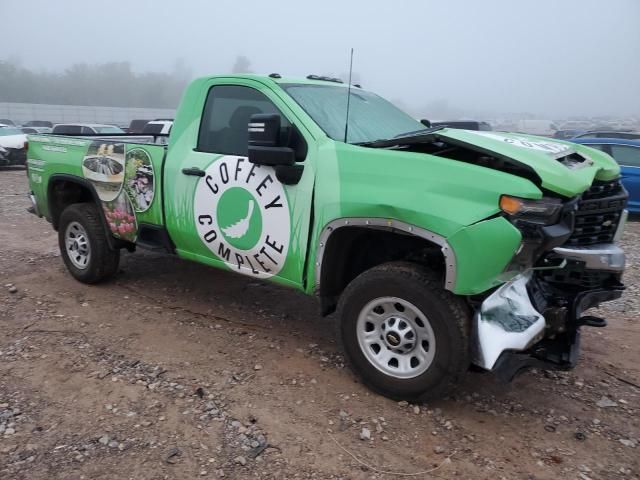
[81,141,125,202]
[125,147,155,212]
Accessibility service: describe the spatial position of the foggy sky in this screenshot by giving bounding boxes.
[2,0,639,118]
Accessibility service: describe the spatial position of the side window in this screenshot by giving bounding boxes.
[610,145,640,167]
[585,143,605,151]
[81,126,95,134]
[197,85,289,155]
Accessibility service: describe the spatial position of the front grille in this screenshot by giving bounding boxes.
[565,179,627,246]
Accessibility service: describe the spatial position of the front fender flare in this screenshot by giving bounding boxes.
[315,217,457,291]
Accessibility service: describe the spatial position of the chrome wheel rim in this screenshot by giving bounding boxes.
[65,221,91,270]
[356,296,436,379]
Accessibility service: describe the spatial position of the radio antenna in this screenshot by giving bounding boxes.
[343,48,354,143]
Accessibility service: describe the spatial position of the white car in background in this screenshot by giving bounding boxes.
[52,124,125,135]
[0,124,28,166]
[20,126,52,134]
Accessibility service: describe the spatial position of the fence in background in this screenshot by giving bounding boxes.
[0,102,176,126]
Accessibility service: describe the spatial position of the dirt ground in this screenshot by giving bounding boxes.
[1,166,638,480]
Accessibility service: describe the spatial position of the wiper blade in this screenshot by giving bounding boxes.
[393,127,434,138]
[355,126,445,148]
[392,126,445,139]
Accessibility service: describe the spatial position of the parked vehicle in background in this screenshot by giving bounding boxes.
[52,124,125,135]
[554,129,585,140]
[0,119,16,126]
[430,120,492,131]
[23,120,53,128]
[142,120,172,134]
[127,119,151,134]
[572,137,640,213]
[572,130,640,140]
[0,126,27,166]
[26,73,627,401]
[25,126,52,134]
[516,119,558,136]
[142,120,173,144]
[20,126,53,134]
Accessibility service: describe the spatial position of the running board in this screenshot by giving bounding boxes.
[136,224,175,253]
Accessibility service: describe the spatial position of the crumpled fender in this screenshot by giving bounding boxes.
[447,216,522,295]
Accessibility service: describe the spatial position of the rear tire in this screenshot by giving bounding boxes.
[337,261,470,401]
[58,203,120,284]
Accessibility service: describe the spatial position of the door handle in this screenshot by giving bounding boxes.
[182,167,205,177]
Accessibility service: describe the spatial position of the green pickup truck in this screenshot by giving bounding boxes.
[26,74,627,400]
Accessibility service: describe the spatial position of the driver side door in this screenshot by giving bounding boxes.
[165,81,315,289]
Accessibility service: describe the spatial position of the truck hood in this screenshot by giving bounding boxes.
[435,129,620,197]
[0,134,27,149]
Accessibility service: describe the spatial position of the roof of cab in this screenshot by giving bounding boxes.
[202,73,353,88]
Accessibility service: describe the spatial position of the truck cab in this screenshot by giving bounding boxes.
[26,74,628,401]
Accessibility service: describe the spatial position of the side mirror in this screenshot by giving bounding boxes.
[248,114,295,167]
[420,119,431,128]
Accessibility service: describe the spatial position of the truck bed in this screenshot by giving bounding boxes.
[27,133,168,244]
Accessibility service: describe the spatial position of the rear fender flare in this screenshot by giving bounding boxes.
[48,174,123,250]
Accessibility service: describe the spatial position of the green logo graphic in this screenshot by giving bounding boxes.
[217,187,262,250]
[194,155,291,278]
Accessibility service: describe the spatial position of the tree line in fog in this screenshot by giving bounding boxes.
[0,56,257,108]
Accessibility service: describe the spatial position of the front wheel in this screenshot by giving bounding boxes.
[58,203,120,284]
[337,262,470,401]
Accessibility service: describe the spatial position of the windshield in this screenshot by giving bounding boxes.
[0,127,23,136]
[282,83,425,144]
[94,126,124,134]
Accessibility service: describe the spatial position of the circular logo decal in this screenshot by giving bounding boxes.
[125,147,155,213]
[194,155,290,278]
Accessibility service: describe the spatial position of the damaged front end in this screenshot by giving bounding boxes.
[0,145,27,166]
[471,179,627,380]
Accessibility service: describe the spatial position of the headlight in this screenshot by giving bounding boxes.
[499,195,563,225]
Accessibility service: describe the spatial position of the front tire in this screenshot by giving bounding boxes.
[337,262,470,401]
[58,203,120,284]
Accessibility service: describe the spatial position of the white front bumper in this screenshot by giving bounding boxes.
[471,273,545,370]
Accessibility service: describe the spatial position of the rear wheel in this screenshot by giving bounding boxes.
[58,203,120,284]
[337,262,470,401]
